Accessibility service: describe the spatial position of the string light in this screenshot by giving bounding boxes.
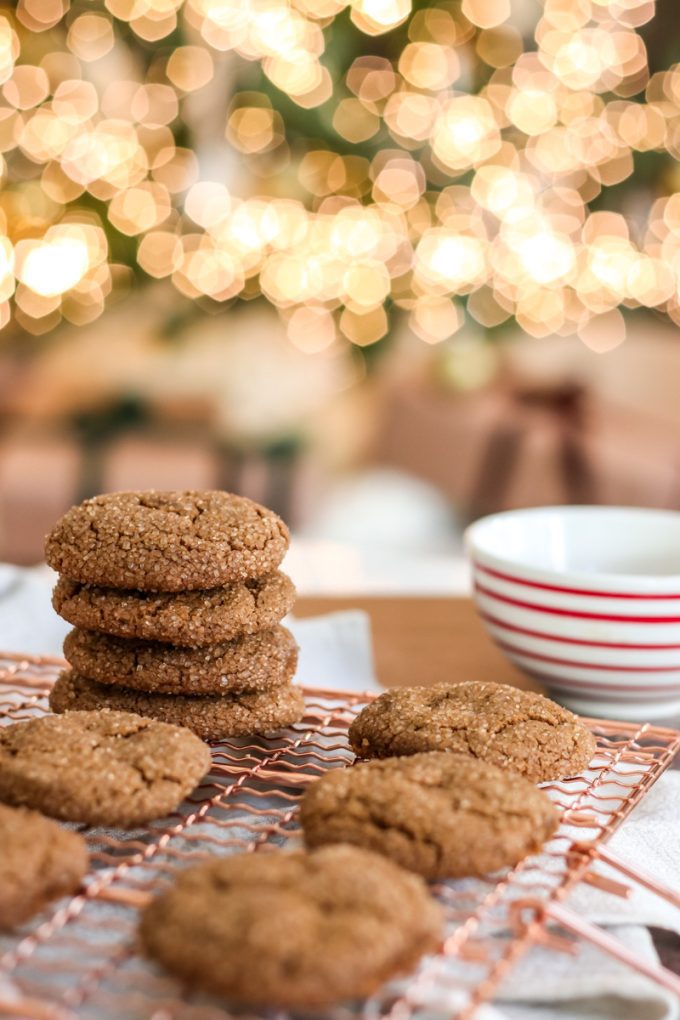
[0,0,676,349]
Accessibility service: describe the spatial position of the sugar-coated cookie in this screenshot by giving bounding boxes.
[49,670,306,742]
[301,751,558,878]
[349,682,596,783]
[139,845,443,1007]
[63,625,298,695]
[0,803,89,929]
[0,710,211,827]
[53,571,296,647]
[45,490,289,591]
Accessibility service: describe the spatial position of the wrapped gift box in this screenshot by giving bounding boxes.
[375,378,680,522]
[0,423,319,565]
[0,434,81,565]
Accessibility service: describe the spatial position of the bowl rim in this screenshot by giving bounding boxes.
[464,505,680,593]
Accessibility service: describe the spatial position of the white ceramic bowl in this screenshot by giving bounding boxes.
[465,506,680,721]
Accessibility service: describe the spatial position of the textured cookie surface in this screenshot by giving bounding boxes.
[0,803,89,930]
[49,670,306,742]
[64,625,298,695]
[45,490,289,591]
[139,845,442,1007]
[53,571,296,647]
[0,710,211,827]
[348,682,596,783]
[301,751,558,878]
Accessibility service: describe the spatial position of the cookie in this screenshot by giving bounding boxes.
[0,803,89,930]
[63,625,298,696]
[348,682,596,783]
[139,845,442,1007]
[0,710,211,827]
[53,571,296,647]
[300,751,558,879]
[45,490,289,591]
[49,670,306,742]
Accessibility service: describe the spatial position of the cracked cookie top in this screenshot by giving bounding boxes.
[300,751,558,879]
[348,682,596,783]
[52,570,296,647]
[45,490,290,591]
[139,845,443,1008]
[0,710,211,827]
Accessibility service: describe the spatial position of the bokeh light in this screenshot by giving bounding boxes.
[0,0,676,349]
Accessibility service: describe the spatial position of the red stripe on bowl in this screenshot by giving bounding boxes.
[475,581,680,624]
[479,611,680,650]
[474,562,680,600]
[494,637,680,674]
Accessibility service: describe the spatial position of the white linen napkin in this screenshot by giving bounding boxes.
[564,771,680,934]
[286,609,378,692]
[497,925,678,1020]
[0,565,69,655]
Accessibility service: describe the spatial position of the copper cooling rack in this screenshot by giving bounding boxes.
[1,652,680,1020]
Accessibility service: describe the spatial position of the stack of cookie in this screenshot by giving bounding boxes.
[44,491,305,740]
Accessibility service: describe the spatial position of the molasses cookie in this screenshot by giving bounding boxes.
[0,710,211,827]
[0,804,89,929]
[45,490,289,591]
[348,682,596,783]
[63,625,298,696]
[301,751,558,879]
[49,670,306,742]
[139,845,443,1007]
[53,571,296,647]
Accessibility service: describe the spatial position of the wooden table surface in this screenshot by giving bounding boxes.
[296,595,544,692]
[296,594,680,976]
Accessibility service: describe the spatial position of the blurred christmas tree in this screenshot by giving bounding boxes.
[1,0,680,352]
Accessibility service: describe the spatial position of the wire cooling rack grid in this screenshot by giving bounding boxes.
[1,651,680,1020]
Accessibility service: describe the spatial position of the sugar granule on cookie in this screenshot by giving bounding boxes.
[300,751,559,878]
[348,681,596,783]
[139,845,443,1007]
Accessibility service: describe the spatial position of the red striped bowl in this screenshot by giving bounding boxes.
[465,506,680,720]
